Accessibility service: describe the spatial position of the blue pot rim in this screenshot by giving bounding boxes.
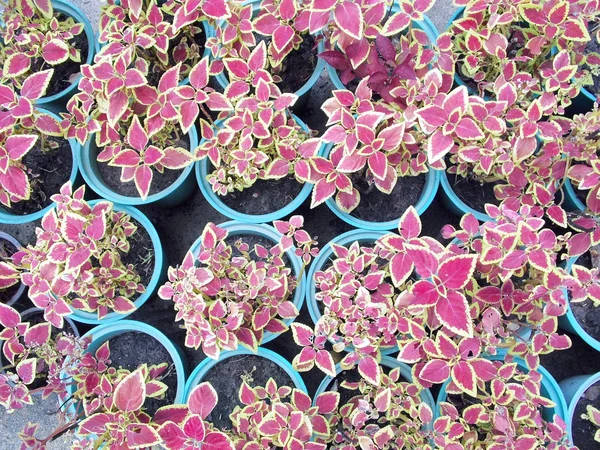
[183,347,307,401]
[0,108,80,224]
[563,178,585,212]
[305,228,398,355]
[325,12,439,91]
[187,221,306,345]
[195,114,321,223]
[313,356,435,428]
[561,256,600,352]
[440,169,493,222]
[67,201,163,324]
[321,144,440,230]
[78,124,198,205]
[435,355,567,422]
[561,372,600,443]
[63,320,188,417]
[34,0,95,105]
[214,0,325,98]
[0,231,26,305]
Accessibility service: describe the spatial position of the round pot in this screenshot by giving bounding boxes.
[78,124,198,207]
[440,170,493,223]
[187,221,306,345]
[558,255,600,352]
[325,12,438,90]
[563,179,585,212]
[0,108,80,224]
[67,200,165,324]
[183,347,307,402]
[63,320,189,417]
[195,114,321,223]
[34,0,95,106]
[435,355,567,422]
[0,231,26,306]
[314,356,436,427]
[306,228,398,355]
[214,0,325,109]
[559,371,600,443]
[322,144,440,230]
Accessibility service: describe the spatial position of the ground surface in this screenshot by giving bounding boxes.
[12,1,593,449]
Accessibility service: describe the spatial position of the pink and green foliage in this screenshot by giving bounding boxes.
[328,368,434,449]
[0,0,84,89]
[158,216,318,359]
[206,2,254,62]
[439,0,600,107]
[97,0,216,78]
[0,303,85,413]
[0,259,20,292]
[12,183,145,327]
[0,70,65,208]
[227,378,337,450]
[193,45,320,195]
[156,382,234,450]
[433,360,576,450]
[583,404,600,443]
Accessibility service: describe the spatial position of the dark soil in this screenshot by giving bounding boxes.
[448,174,501,212]
[121,218,155,297]
[0,238,19,304]
[219,175,303,216]
[570,251,600,342]
[572,380,600,450]
[0,137,73,216]
[276,34,318,93]
[28,14,88,97]
[107,331,178,416]
[584,23,600,96]
[95,135,189,198]
[200,354,293,430]
[350,173,426,223]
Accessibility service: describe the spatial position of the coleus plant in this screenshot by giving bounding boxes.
[0,0,84,90]
[583,404,600,443]
[158,215,318,359]
[439,0,600,108]
[0,69,66,209]
[194,43,321,195]
[11,183,145,327]
[227,378,338,450]
[433,359,576,450]
[328,366,434,449]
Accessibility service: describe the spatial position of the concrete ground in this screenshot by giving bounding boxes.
[0,1,457,449]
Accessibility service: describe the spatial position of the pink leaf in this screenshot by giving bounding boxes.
[113,368,146,412]
[134,165,153,200]
[42,39,69,64]
[435,291,473,337]
[358,356,381,385]
[420,359,450,384]
[189,382,218,419]
[427,129,454,163]
[315,349,336,376]
[438,255,477,289]
[21,70,52,101]
[127,117,148,152]
[334,1,363,39]
[202,0,231,20]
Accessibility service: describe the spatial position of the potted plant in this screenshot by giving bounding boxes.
[560,371,600,450]
[314,357,435,449]
[0,231,25,305]
[435,355,574,449]
[0,0,95,106]
[0,70,79,224]
[209,0,325,108]
[11,182,164,325]
[158,216,317,358]
[183,347,306,431]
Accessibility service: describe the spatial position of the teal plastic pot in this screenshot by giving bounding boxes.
[187,221,306,345]
[440,170,492,222]
[195,115,321,223]
[314,356,435,427]
[0,108,80,225]
[67,200,165,325]
[563,179,585,212]
[435,355,567,422]
[78,124,198,207]
[325,12,438,90]
[323,147,440,231]
[63,320,189,418]
[306,229,398,355]
[560,371,600,443]
[558,256,600,352]
[214,0,325,108]
[34,0,95,106]
[183,347,307,401]
[0,231,26,306]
